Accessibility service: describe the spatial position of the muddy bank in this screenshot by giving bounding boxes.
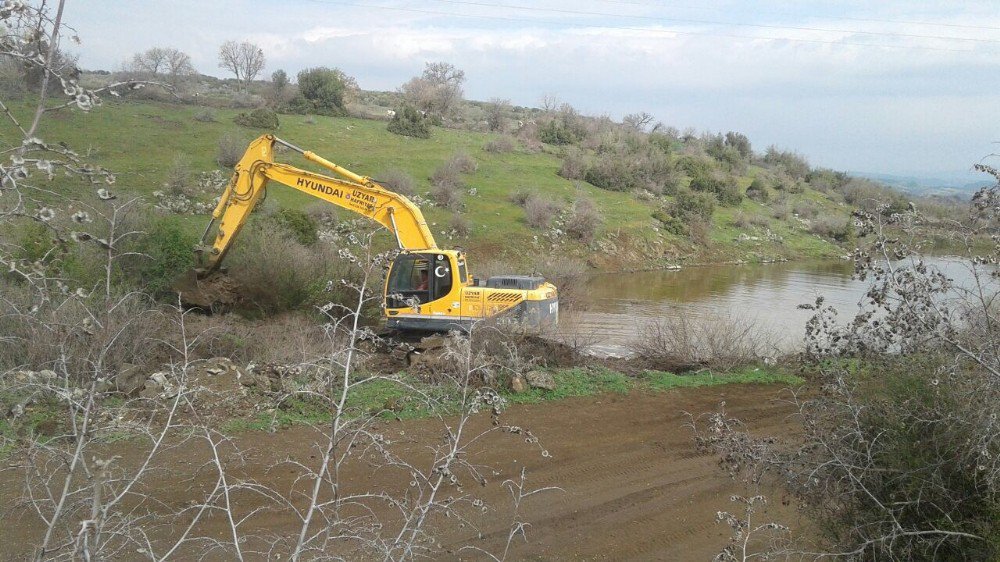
[0,384,805,560]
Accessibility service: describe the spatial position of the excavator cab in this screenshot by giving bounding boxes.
[384,250,470,332]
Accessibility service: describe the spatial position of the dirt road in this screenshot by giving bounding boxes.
[1,384,803,560]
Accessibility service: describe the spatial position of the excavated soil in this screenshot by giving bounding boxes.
[1,384,805,560]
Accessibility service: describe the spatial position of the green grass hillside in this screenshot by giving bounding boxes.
[6,99,854,270]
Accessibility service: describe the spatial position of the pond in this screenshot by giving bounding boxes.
[559,257,986,356]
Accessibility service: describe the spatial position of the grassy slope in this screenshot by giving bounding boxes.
[10,99,849,269]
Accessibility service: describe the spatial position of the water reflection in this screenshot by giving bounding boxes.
[561,258,986,352]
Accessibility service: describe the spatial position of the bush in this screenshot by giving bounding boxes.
[295,67,351,115]
[745,177,770,202]
[689,173,743,206]
[524,194,561,229]
[793,201,819,219]
[387,106,431,139]
[671,189,716,223]
[808,216,855,243]
[216,132,246,168]
[558,148,587,181]
[763,146,810,179]
[431,183,463,211]
[632,312,774,371]
[508,189,531,206]
[447,151,478,174]
[538,115,585,145]
[376,168,415,197]
[652,208,687,235]
[269,208,319,246]
[193,109,217,123]
[449,214,471,237]
[226,222,333,315]
[163,155,193,196]
[565,196,601,243]
[483,136,515,154]
[130,215,197,296]
[233,108,279,129]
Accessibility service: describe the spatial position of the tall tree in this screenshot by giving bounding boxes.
[400,61,465,117]
[217,40,265,92]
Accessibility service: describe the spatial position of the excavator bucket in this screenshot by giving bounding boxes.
[171,269,239,311]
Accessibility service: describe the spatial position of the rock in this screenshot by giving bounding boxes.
[524,370,556,391]
[140,371,177,399]
[115,363,145,396]
[510,374,527,394]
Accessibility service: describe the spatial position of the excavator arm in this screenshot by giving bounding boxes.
[196,134,437,273]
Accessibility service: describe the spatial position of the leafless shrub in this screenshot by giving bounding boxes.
[565,196,602,243]
[508,188,531,206]
[448,151,478,174]
[376,167,416,197]
[688,217,711,246]
[216,132,246,169]
[226,221,354,315]
[450,213,471,236]
[770,204,790,221]
[633,312,776,371]
[163,154,193,195]
[193,108,217,122]
[431,181,463,211]
[524,194,561,229]
[696,192,1000,559]
[484,136,515,154]
[532,254,587,311]
[792,201,818,219]
[558,148,587,180]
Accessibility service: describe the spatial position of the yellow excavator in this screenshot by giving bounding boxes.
[187,134,558,333]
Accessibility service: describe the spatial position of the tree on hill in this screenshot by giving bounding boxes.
[269,68,289,104]
[129,47,194,85]
[400,61,465,118]
[293,67,357,115]
[218,40,265,91]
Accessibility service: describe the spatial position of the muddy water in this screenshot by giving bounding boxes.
[560,257,983,354]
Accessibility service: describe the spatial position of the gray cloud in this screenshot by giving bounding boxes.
[63,0,1000,177]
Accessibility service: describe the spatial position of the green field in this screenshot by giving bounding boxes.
[5,99,850,270]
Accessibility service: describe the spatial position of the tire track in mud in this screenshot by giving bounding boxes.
[435,386,800,560]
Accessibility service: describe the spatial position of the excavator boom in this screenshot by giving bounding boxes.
[197,134,436,272]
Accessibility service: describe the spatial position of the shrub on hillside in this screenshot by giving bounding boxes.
[449,213,471,237]
[216,132,246,168]
[689,173,743,206]
[538,115,585,145]
[565,196,602,243]
[226,222,341,315]
[131,215,197,296]
[745,176,770,202]
[233,108,279,129]
[447,151,478,174]
[762,146,810,179]
[193,109,217,123]
[376,168,416,197]
[483,136,515,153]
[431,182,463,211]
[671,189,716,223]
[524,194,561,229]
[558,148,587,180]
[163,155,193,196]
[387,106,431,139]
[269,208,319,246]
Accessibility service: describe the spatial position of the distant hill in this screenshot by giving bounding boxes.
[851,170,992,198]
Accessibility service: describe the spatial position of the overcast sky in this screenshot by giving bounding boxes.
[64,0,1000,179]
